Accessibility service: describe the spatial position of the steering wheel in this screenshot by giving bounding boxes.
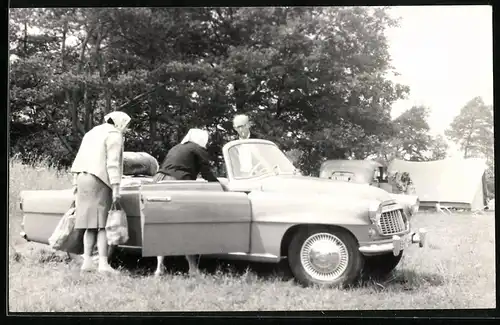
[248,161,267,176]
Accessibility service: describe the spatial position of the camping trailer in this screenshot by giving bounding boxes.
[387,158,488,211]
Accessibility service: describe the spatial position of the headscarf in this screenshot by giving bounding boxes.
[104,111,131,133]
[181,128,209,148]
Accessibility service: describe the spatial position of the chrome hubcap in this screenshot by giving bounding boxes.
[300,233,349,281]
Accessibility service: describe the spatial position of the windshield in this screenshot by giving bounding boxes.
[227,143,297,179]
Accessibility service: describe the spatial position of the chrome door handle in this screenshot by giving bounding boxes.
[146,196,172,202]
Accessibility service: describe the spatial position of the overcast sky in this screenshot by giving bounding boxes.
[385,5,493,136]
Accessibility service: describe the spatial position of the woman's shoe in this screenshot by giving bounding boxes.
[98,257,119,274]
[154,267,165,277]
[80,257,94,272]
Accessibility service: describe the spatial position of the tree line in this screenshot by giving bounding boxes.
[8,7,494,196]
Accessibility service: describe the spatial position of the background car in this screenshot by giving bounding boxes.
[320,160,390,188]
[320,159,420,212]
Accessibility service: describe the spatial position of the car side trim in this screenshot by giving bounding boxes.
[209,252,281,263]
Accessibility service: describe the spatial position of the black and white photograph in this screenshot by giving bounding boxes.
[8,5,495,312]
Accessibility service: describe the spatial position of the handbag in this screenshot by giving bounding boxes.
[105,200,129,246]
[48,201,85,255]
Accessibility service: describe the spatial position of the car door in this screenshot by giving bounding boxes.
[140,182,252,257]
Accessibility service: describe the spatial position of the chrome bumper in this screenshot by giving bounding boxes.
[359,228,427,256]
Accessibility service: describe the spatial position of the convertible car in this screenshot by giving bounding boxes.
[19,139,427,287]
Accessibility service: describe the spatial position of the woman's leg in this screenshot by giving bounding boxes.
[186,255,200,275]
[152,172,167,276]
[107,245,117,262]
[97,228,118,273]
[155,256,165,276]
[81,229,96,271]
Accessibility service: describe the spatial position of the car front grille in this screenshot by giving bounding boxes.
[378,209,406,235]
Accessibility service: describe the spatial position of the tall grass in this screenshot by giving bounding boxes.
[9,157,72,248]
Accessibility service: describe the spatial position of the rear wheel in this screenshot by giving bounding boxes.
[362,252,403,280]
[287,226,363,287]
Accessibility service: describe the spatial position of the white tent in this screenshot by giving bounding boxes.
[388,158,488,211]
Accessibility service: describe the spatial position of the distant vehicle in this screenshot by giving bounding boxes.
[319,159,421,213]
[19,139,426,287]
[320,159,388,185]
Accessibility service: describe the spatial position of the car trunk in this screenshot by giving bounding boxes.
[20,189,75,244]
[19,180,147,247]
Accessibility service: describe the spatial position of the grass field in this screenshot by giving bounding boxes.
[8,158,496,312]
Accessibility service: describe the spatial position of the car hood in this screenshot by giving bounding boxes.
[259,175,393,202]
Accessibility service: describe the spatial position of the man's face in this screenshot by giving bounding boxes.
[233,119,250,139]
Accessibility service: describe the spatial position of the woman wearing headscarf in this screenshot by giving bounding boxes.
[153,128,219,183]
[152,128,220,276]
[71,111,131,274]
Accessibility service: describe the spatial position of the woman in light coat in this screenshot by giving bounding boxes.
[71,111,131,273]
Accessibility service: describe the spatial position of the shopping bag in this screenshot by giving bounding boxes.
[105,201,129,246]
[48,201,85,255]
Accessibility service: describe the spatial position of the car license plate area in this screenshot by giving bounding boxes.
[393,232,412,256]
[402,233,412,250]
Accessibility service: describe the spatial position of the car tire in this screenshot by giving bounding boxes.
[287,226,364,288]
[361,252,403,280]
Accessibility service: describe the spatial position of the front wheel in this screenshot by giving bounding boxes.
[287,226,364,288]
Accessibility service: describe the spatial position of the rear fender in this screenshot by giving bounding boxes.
[21,189,74,215]
[19,189,74,244]
[19,186,144,247]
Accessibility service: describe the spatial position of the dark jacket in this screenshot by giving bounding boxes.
[157,142,219,182]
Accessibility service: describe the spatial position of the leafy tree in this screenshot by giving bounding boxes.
[445,96,494,160]
[373,105,433,165]
[427,134,449,161]
[9,7,409,177]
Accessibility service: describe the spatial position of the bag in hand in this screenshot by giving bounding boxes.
[105,201,129,246]
[48,201,84,254]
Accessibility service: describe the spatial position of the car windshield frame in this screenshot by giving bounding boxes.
[225,142,297,180]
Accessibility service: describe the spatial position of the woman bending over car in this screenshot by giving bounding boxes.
[152,128,221,276]
[71,111,131,274]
